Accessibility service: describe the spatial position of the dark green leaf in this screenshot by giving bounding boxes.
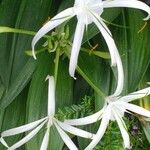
[0,58,37,110]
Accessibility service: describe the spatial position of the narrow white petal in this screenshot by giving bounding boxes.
[32,8,75,59]
[95,17,112,36]
[69,20,85,78]
[40,127,50,150]
[113,110,130,149]
[112,49,124,97]
[64,108,105,126]
[90,14,116,66]
[56,120,95,139]
[54,122,78,150]
[89,12,124,96]
[1,117,47,137]
[120,87,150,102]
[8,120,47,150]
[124,102,150,117]
[102,0,150,20]
[0,137,9,148]
[85,108,111,150]
[46,75,55,116]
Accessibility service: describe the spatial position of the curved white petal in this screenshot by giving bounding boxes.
[112,49,124,97]
[88,0,102,5]
[69,20,85,78]
[0,137,9,148]
[102,0,150,20]
[1,117,47,137]
[95,17,112,36]
[8,120,47,150]
[40,127,50,150]
[56,120,95,139]
[54,122,78,150]
[32,7,75,59]
[85,108,111,150]
[113,110,130,149]
[64,108,105,126]
[90,13,116,66]
[89,12,124,96]
[124,102,150,117]
[75,0,102,6]
[46,75,55,116]
[120,87,150,102]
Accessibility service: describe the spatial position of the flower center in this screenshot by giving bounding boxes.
[48,116,53,126]
[106,96,119,103]
[106,97,125,121]
[73,0,103,24]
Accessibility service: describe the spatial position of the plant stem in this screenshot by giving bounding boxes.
[0,26,50,38]
[1,26,106,98]
[77,66,106,98]
[64,50,106,98]
[81,47,110,59]
[54,48,60,86]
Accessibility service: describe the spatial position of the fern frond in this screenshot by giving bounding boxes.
[55,96,94,121]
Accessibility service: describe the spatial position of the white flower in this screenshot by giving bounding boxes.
[65,87,150,149]
[32,0,150,96]
[0,76,95,150]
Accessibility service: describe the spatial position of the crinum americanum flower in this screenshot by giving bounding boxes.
[0,76,95,150]
[65,87,150,149]
[32,0,150,97]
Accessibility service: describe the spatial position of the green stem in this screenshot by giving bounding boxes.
[0,26,50,38]
[25,47,47,56]
[54,48,60,86]
[64,50,106,98]
[103,19,129,29]
[77,66,106,98]
[81,47,110,59]
[68,44,110,59]
[1,26,106,98]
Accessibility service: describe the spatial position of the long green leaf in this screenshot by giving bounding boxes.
[0,88,27,150]
[0,58,37,110]
[126,10,150,92]
[26,53,53,149]
[0,0,22,87]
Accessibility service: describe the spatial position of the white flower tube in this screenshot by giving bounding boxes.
[46,75,55,117]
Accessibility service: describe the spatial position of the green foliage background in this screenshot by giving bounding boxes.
[0,0,150,149]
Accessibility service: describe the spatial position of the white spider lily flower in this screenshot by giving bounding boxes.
[65,87,150,149]
[32,0,150,96]
[0,76,95,150]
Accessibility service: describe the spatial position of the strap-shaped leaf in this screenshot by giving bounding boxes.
[0,58,37,110]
